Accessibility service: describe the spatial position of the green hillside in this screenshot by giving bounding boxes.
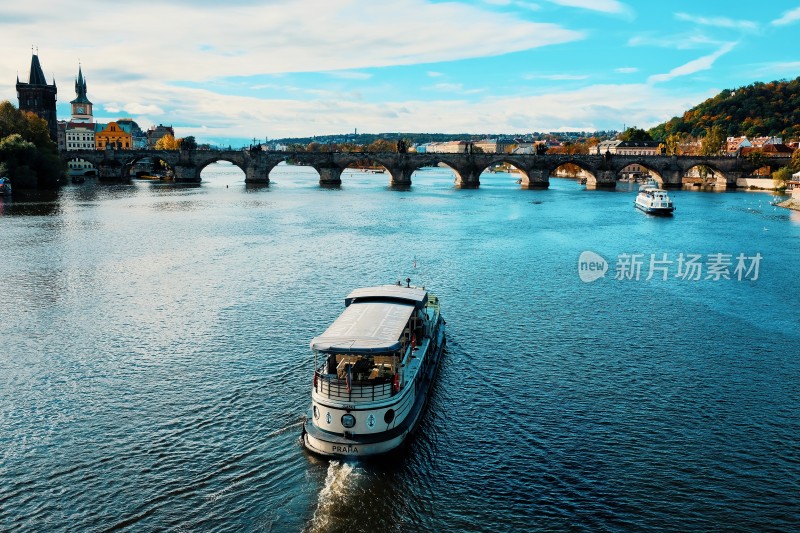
[649,77,800,141]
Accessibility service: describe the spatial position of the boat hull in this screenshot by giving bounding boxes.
[303,318,445,458]
[635,201,674,215]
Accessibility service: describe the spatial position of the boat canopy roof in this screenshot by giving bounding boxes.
[639,185,667,193]
[310,300,415,354]
[344,285,428,309]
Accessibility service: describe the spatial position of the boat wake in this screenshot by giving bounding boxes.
[306,460,358,533]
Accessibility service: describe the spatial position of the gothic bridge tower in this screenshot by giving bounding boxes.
[16,52,58,141]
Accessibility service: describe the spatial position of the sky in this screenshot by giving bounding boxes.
[1,0,799,146]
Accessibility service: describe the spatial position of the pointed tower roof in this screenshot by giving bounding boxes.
[28,54,49,85]
[70,65,92,105]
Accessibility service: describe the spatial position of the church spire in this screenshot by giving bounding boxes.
[28,53,48,85]
[70,63,92,105]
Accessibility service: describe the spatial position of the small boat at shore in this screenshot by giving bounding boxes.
[634,185,675,215]
[0,177,12,196]
[302,281,446,458]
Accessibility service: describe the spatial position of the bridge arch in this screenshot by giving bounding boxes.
[347,154,394,185]
[65,156,97,178]
[193,155,247,177]
[545,158,599,186]
[477,158,531,186]
[120,152,178,180]
[614,159,665,186]
[680,162,728,189]
[406,156,466,187]
[265,154,328,185]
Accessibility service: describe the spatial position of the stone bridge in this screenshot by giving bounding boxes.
[62,149,785,189]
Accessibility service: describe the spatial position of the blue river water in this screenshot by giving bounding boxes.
[1,162,799,531]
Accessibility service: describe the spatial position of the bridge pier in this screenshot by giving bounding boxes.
[520,169,549,189]
[245,160,270,184]
[388,168,413,188]
[318,166,343,187]
[173,164,200,183]
[97,161,127,181]
[452,161,481,189]
[659,169,683,189]
[723,171,743,190]
[455,173,480,188]
[587,170,617,190]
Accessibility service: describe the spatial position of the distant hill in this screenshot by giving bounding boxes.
[649,77,800,141]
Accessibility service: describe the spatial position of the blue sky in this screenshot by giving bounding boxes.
[2,0,799,145]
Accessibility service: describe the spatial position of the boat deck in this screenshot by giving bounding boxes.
[313,302,438,404]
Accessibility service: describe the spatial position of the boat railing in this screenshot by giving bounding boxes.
[314,372,395,402]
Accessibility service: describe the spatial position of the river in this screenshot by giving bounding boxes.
[1,162,799,531]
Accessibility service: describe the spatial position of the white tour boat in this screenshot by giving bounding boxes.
[302,281,445,458]
[634,185,675,215]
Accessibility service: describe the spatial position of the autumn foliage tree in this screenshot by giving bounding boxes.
[366,139,397,152]
[700,125,725,156]
[155,133,180,150]
[649,76,800,141]
[791,149,800,172]
[0,100,64,187]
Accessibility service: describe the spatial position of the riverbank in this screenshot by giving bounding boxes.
[776,198,800,211]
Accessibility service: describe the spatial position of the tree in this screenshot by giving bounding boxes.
[664,133,682,156]
[772,166,793,189]
[619,127,653,142]
[647,76,800,142]
[0,101,64,187]
[366,139,396,152]
[0,133,38,186]
[0,101,55,150]
[180,136,197,151]
[155,133,180,150]
[745,150,770,172]
[791,148,800,172]
[700,125,725,156]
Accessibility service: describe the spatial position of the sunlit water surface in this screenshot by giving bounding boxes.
[1,163,799,531]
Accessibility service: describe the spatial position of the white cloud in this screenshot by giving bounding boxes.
[326,71,373,81]
[675,12,758,31]
[523,73,590,80]
[0,1,582,84]
[0,0,587,142]
[753,61,800,76]
[124,103,164,115]
[142,81,710,140]
[428,83,465,92]
[628,32,721,50]
[483,0,541,8]
[648,42,737,84]
[771,6,800,26]
[615,67,638,73]
[545,0,629,14]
